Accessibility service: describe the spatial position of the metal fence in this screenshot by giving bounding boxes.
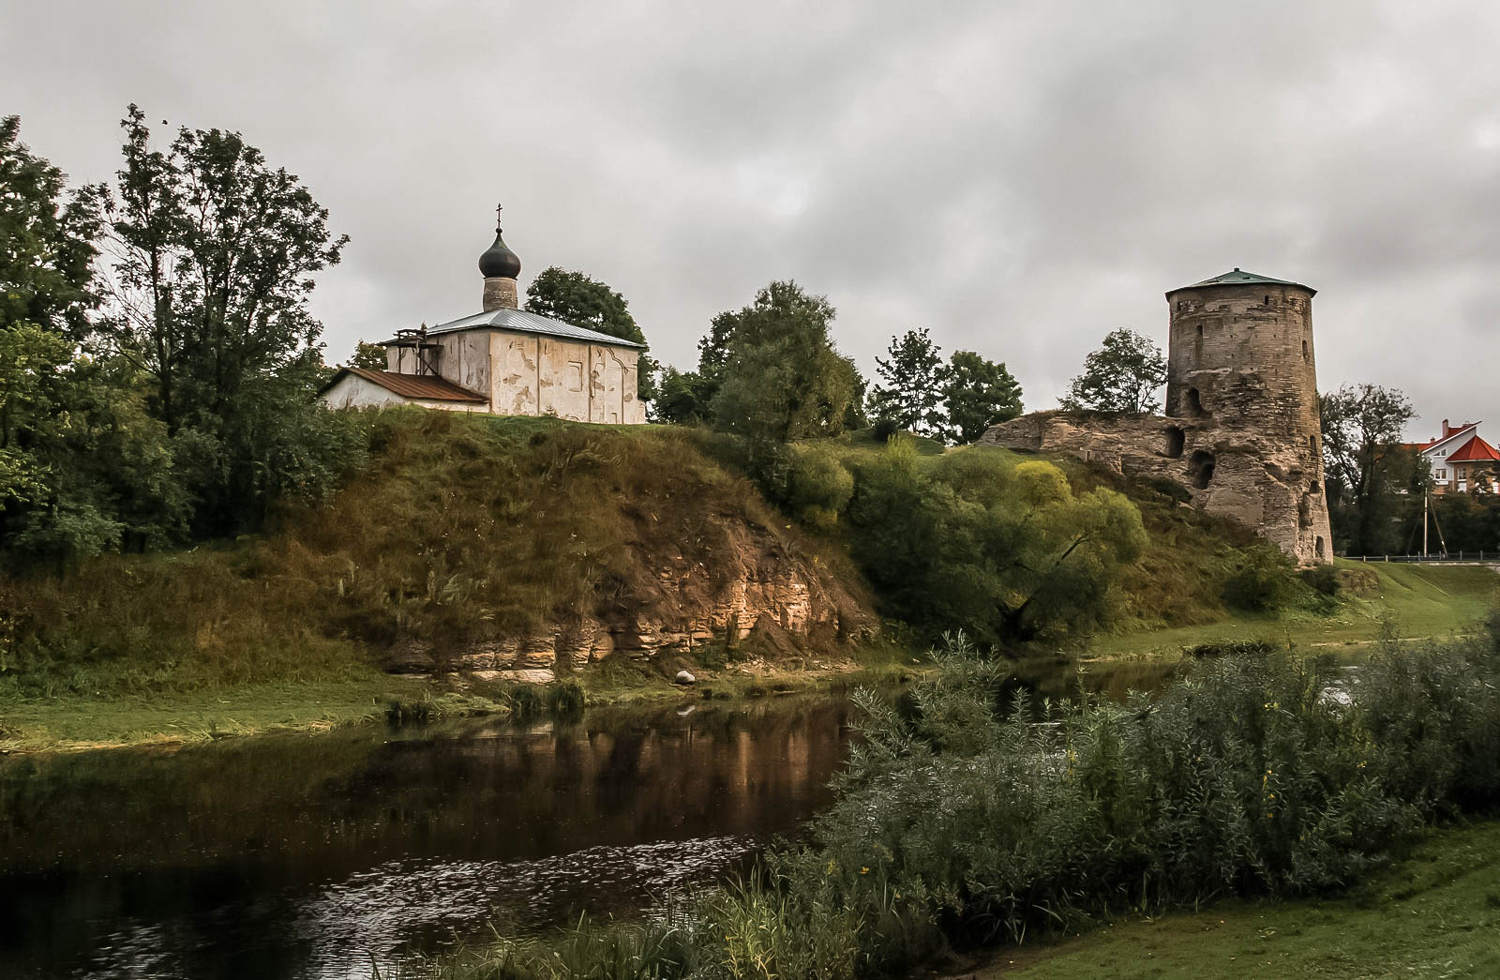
[1349,552,1494,563]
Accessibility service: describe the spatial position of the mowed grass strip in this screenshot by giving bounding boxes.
[1089,560,1500,659]
[984,819,1500,979]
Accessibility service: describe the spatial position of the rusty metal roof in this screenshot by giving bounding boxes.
[1168,268,1316,297]
[324,367,487,403]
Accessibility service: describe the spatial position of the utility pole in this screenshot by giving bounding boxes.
[1423,490,1429,557]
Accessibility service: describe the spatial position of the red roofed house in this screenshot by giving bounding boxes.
[1416,420,1500,494]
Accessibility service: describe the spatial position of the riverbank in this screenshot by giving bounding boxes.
[0,644,922,754]
[979,817,1500,978]
[6,559,1493,754]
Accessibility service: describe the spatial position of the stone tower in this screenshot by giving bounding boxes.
[1163,269,1332,563]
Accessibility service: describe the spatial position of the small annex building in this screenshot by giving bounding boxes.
[321,212,647,424]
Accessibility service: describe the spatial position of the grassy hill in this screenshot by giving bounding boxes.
[2,415,1494,752]
[0,411,876,750]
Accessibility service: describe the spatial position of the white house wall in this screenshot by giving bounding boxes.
[320,374,477,413]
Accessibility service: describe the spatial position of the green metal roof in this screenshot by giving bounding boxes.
[1168,268,1316,297]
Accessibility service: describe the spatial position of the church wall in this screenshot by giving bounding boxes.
[589,344,635,425]
[537,337,592,421]
[434,330,490,398]
[383,334,491,402]
[494,332,540,416]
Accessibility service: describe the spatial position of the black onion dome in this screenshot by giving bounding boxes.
[478,228,521,279]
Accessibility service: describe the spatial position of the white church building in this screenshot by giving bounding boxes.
[320,213,647,424]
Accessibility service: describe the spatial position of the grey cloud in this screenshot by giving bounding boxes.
[3,0,1497,436]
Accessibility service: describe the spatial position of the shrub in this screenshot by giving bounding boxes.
[785,446,854,531]
[1222,544,1300,612]
[545,679,586,720]
[423,632,1500,980]
[1184,639,1276,658]
[870,417,901,442]
[844,442,1147,648]
[1302,562,1342,599]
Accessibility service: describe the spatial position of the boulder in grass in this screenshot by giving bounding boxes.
[674,670,696,685]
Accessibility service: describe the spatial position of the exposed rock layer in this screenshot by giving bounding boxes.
[388,518,875,680]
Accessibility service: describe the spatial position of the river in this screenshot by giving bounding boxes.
[0,660,1181,979]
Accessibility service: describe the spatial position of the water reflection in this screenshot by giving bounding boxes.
[0,698,854,980]
[0,660,1186,979]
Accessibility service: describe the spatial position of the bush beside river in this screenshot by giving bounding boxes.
[409,617,1500,980]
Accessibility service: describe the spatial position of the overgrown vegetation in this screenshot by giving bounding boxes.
[1,110,363,570]
[414,626,1500,980]
[0,412,856,708]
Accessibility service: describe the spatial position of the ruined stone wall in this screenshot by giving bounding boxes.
[980,410,1333,564]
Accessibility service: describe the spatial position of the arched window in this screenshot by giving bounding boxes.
[1188,450,1216,489]
[1164,426,1185,458]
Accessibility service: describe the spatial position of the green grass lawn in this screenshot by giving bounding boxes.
[1089,560,1500,659]
[0,674,415,751]
[982,819,1500,979]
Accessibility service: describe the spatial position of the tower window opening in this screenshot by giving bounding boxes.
[1164,426,1185,459]
[1316,536,1326,559]
[1186,388,1204,417]
[1196,324,1203,339]
[1302,340,1308,361]
[1309,434,1317,454]
[1188,450,1216,490]
[1264,295,1270,305]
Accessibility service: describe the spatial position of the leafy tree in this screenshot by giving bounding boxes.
[349,341,387,370]
[941,350,1022,443]
[89,106,353,534]
[650,364,712,425]
[93,105,347,434]
[868,328,946,438]
[0,324,189,567]
[523,266,657,400]
[649,306,741,425]
[1061,328,1167,414]
[709,281,863,443]
[0,118,188,567]
[0,116,99,339]
[1320,384,1417,555]
[844,440,1146,647]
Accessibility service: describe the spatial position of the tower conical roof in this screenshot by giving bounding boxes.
[1168,267,1315,296]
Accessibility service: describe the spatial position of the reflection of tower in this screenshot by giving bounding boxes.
[1163,269,1333,563]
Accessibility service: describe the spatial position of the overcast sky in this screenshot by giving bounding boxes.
[4,0,1497,439]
